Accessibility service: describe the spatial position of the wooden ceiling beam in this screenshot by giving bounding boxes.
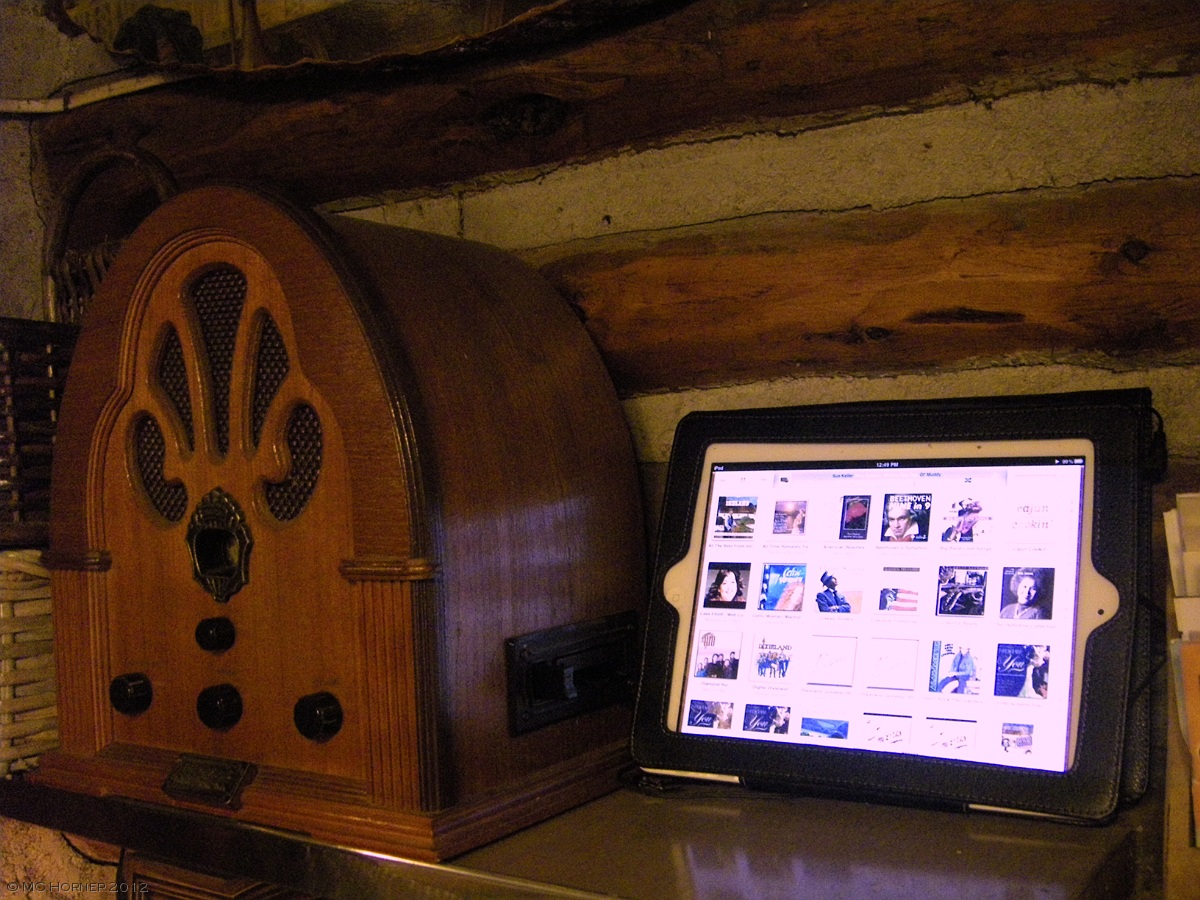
[539,178,1200,394]
[32,0,1200,207]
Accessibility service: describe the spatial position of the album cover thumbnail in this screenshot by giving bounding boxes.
[1001,722,1034,755]
[865,637,919,691]
[840,495,871,540]
[752,637,794,680]
[994,644,1050,699]
[862,713,912,747]
[806,634,857,687]
[692,631,743,680]
[879,586,919,612]
[936,565,987,617]
[713,496,757,536]
[702,563,750,610]
[923,717,977,752]
[799,717,849,740]
[999,567,1055,620]
[759,563,806,611]
[773,500,807,535]
[687,699,735,729]
[940,497,988,543]
[814,570,860,614]
[929,641,981,695]
[744,704,791,734]
[881,492,932,542]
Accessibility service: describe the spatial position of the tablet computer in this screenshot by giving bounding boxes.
[631,389,1161,822]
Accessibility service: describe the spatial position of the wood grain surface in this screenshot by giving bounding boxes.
[537,178,1200,393]
[37,185,646,859]
[32,0,1200,207]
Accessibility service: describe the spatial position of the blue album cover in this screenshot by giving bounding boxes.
[759,563,806,611]
[743,704,791,734]
[929,641,980,695]
[994,643,1050,699]
[799,717,850,740]
[752,638,794,680]
[687,700,734,729]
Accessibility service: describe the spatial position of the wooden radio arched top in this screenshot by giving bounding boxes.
[51,184,642,572]
[41,185,646,858]
[52,185,419,564]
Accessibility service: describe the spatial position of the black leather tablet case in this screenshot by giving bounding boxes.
[632,388,1164,822]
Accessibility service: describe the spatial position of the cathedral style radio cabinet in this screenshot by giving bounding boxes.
[34,185,646,860]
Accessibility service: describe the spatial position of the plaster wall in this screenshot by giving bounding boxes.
[340,74,1200,463]
[0,119,43,320]
[0,1,119,99]
[340,77,1200,252]
[0,0,120,322]
[0,821,113,899]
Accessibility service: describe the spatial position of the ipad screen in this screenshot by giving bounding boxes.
[672,443,1092,773]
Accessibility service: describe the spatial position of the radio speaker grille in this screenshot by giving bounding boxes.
[190,266,247,456]
[133,414,187,522]
[264,403,321,521]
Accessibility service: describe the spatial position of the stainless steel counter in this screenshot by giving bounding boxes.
[0,767,1162,899]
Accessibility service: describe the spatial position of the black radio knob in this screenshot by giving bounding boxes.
[195,616,236,652]
[197,683,243,730]
[109,673,153,715]
[294,691,343,742]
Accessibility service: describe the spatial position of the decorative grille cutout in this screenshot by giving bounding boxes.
[134,414,188,522]
[251,315,289,448]
[264,404,322,522]
[156,325,194,450]
[190,266,247,456]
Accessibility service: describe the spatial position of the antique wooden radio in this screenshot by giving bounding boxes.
[33,184,646,861]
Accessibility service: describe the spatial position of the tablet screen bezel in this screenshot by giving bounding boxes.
[659,439,1115,775]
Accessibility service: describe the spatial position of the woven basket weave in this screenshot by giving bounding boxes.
[0,549,56,775]
[0,317,78,549]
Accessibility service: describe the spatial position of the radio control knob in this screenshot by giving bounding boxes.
[197,683,243,730]
[109,673,153,715]
[294,691,343,742]
[195,616,236,652]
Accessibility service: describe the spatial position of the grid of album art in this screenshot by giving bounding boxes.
[679,454,1085,772]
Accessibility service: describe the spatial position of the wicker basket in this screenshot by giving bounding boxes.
[0,317,78,549]
[0,549,56,775]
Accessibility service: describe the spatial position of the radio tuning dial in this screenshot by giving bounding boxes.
[197,683,243,730]
[109,673,153,715]
[195,616,236,652]
[294,691,343,742]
